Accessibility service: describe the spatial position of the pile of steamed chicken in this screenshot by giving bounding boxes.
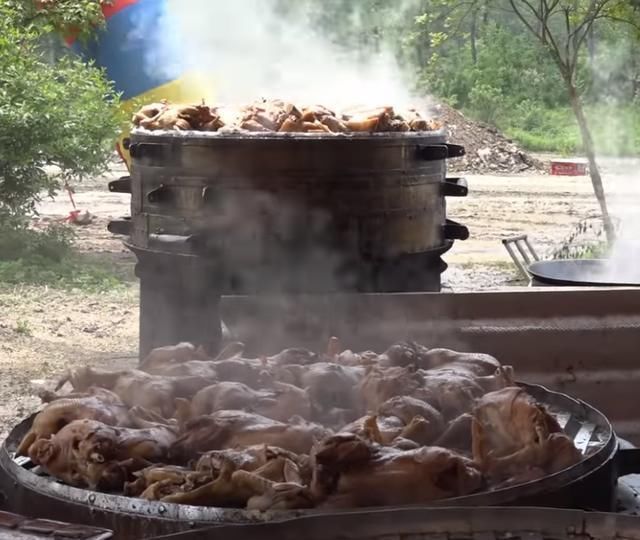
[18,339,582,510]
[131,99,441,134]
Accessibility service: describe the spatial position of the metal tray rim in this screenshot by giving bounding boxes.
[0,383,615,524]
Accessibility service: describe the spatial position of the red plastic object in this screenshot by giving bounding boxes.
[550,160,588,176]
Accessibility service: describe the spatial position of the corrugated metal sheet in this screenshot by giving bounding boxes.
[221,287,640,444]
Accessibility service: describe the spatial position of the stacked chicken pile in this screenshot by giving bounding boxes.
[132,99,441,134]
[17,340,582,510]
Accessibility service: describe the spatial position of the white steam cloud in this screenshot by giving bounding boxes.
[150,0,426,111]
[602,158,640,281]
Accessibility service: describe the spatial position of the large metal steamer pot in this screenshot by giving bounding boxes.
[110,130,469,356]
[119,130,469,293]
[1,384,639,540]
[124,130,467,265]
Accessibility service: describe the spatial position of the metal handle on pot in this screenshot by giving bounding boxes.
[416,145,449,161]
[148,233,195,247]
[147,184,173,204]
[108,176,131,194]
[107,218,131,236]
[446,143,465,158]
[616,447,640,476]
[443,219,469,241]
[202,186,222,209]
[443,177,468,197]
[417,144,467,162]
[129,142,168,160]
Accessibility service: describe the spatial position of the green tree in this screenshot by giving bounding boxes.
[0,0,120,224]
[503,0,640,245]
[417,0,640,245]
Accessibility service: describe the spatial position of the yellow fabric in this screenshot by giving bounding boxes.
[117,72,216,169]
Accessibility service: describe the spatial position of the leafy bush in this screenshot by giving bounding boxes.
[0,225,127,292]
[499,105,640,156]
[468,84,503,124]
[0,1,121,223]
[0,224,74,263]
[418,25,570,110]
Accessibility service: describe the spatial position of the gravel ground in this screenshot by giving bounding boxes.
[0,155,638,437]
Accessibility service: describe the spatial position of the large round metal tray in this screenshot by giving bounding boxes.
[148,506,640,540]
[0,384,619,540]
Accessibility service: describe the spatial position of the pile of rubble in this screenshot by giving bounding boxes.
[434,104,547,174]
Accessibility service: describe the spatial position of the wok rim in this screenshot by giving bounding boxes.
[529,259,640,287]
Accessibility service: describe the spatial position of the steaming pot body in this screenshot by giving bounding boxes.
[126,131,466,295]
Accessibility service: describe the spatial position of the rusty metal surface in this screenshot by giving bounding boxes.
[0,510,112,539]
[146,507,640,540]
[220,287,640,444]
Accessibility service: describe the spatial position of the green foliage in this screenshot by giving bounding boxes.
[418,24,571,110]
[0,0,121,222]
[14,320,32,336]
[467,84,503,124]
[0,225,127,292]
[503,104,640,156]
[551,217,613,260]
[3,0,109,42]
[274,1,640,156]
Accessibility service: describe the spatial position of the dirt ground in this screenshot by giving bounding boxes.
[0,155,638,438]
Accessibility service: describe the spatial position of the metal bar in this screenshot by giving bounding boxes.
[514,239,532,266]
[574,423,597,453]
[502,240,530,279]
[523,237,540,261]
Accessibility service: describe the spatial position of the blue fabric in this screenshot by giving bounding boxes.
[72,0,185,100]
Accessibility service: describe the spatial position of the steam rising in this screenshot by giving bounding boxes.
[151,0,425,111]
[602,160,640,282]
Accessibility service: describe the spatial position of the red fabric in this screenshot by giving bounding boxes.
[102,0,139,19]
[58,0,141,44]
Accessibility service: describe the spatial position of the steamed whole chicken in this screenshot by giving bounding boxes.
[26,338,586,510]
[177,381,312,423]
[471,387,582,483]
[17,387,131,457]
[311,433,482,508]
[169,410,331,462]
[55,366,216,417]
[161,447,311,508]
[138,342,210,372]
[132,100,221,131]
[29,413,177,490]
[356,365,424,411]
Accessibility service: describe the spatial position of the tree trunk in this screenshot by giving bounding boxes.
[587,25,596,68]
[470,9,478,64]
[566,80,616,245]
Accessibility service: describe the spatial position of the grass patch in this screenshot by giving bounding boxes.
[0,225,128,292]
[466,103,640,156]
[552,240,609,261]
[14,320,32,336]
